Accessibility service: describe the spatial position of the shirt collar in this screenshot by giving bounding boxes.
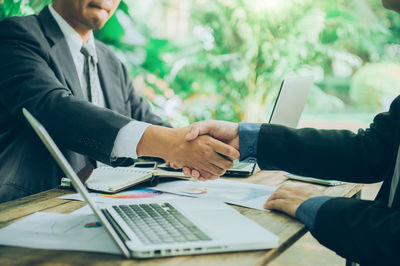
[48,4,97,62]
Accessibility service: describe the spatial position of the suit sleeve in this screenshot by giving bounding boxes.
[256,95,400,183]
[0,19,132,164]
[311,197,400,265]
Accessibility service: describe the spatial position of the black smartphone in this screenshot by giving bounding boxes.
[133,162,157,169]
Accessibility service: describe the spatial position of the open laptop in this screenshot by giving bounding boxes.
[23,108,279,258]
[224,76,314,177]
[158,76,313,177]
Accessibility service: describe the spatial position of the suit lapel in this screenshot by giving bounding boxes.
[37,6,84,99]
[97,49,124,112]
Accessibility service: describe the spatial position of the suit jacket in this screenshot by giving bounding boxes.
[0,7,170,202]
[257,95,400,265]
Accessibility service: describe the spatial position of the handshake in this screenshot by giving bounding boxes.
[137,119,324,217]
[136,120,240,181]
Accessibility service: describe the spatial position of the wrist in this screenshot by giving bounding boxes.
[137,125,177,159]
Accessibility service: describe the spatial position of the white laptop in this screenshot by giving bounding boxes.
[269,76,313,126]
[224,76,314,176]
[22,108,279,259]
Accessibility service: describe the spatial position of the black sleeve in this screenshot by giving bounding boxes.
[0,19,131,164]
[256,95,400,183]
[312,197,400,265]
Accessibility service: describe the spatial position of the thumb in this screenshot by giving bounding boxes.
[185,127,200,141]
[185,121,214,141]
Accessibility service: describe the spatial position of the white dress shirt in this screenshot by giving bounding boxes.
[49,5,150,159]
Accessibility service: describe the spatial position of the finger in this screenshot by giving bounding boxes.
[203,162,225,177]
[182,167,191,176]
[170,163,180,169]
[211,139,240,161]
[182,167,200,179]
[191,169,200,179]
[204,168,222,180]
[208,152,235,171]
[185,127,200,141]
[268,188,294,202]
[194,149,227,176]
[264,198,287,211]
[185,121,216,141]
[197,167,220,180]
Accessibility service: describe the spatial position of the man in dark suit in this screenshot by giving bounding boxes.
[0,0,239,202]
[183,1,400,264]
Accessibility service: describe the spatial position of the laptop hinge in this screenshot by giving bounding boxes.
[101,209,131,242]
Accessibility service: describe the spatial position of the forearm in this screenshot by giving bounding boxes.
[35,93,132,164]
[311,197,400,265]
[256,123,390,183]
[136,125,176,159]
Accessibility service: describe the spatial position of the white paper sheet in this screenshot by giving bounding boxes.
[71,205,93,215]
[153,179,276,211]
[0,212,121,255]
[58,187,185,204]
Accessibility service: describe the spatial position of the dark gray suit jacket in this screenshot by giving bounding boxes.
[0,7,170,202]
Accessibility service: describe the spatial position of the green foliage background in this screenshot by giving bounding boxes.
[1,0,399,125]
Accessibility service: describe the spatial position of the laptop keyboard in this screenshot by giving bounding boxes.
[113,203,211,245]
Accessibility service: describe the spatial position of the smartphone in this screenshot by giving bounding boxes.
[133,162,157,169]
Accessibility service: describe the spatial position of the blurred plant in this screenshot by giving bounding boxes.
[0,0,52,19]
[158,0,400,122]
[2,0,400,125]
[350,63,400,112]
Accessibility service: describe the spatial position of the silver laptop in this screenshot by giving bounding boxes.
[23,108,279,258]
[269,76,313,126]
[225,76,314,176]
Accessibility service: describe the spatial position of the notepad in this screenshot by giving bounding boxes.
[85,166,193,193]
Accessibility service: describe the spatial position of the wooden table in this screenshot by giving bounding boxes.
[0,171,362,265]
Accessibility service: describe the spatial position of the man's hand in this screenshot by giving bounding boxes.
[185,120,239,149]
[183,120,239,180]
[264,182,323,217]
[137,125,240,180]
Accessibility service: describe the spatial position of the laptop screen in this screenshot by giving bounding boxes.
[22,108,130,258]
[269,76,313,128]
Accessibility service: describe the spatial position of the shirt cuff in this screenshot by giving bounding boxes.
[296,196,333,232]
[239,122,261,162]
[111,121,151,159]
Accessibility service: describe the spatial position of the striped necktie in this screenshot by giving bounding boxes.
[80,43,101,105]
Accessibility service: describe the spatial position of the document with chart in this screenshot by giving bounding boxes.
[0,212,121,254]
[153,179,276,211]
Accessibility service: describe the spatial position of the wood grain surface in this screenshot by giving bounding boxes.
[0,171,362,266]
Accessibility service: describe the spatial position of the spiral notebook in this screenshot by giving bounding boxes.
[85,166,192,193]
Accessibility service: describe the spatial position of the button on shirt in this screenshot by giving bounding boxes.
[48,5,150,159]
[239,122,261,162]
